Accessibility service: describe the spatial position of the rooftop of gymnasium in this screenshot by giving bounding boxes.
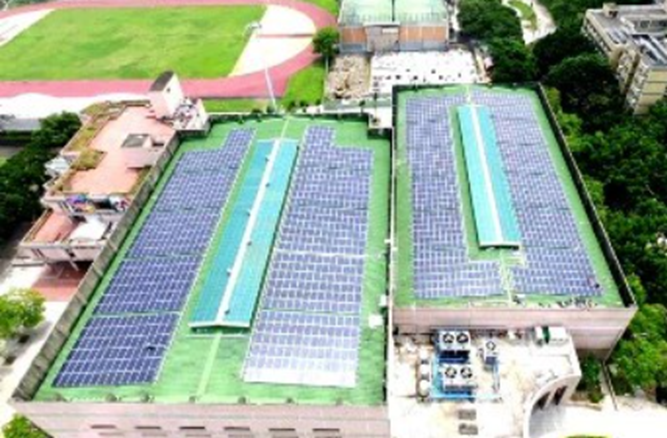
[32,116,389,406]
[394,85,630,310]
[339,0,447,25]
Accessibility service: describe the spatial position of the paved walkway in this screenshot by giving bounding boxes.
[0,0,335,98]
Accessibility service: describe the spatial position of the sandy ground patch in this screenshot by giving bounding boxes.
[0,9,52,47]
[0,93,145,118]
[230,5,315,76]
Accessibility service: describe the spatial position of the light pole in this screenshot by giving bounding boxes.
[246,21,277,112]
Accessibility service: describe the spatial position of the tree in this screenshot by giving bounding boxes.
[458,0,523,42]
[0,288,45,340]
[31,112,81,150]
[312,27,339,63]
[532,26,595,77]
[0,112,80,243]
[489,39,537,83]
[578,356,603,402]
[611,304,667,392]
[2,415,47,438]
[545,53,625,131]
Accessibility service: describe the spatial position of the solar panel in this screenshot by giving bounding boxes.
[54,128,256,388]
[406,91,603,299]
[472,90,602,297]
[128,210,219,258]
[244,310,360,388]
[95,257,201,315]
[243,126,372,388]
[54,314,178,387]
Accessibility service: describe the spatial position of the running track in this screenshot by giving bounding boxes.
[0,0,336,98]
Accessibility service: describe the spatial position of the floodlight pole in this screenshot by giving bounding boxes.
[246,22,277,112]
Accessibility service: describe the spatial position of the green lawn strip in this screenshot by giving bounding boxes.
[203,99,270,113]
[303,0,339,15]
[509,0,537,29]
[282,61,326,108]
[0,6,265,80]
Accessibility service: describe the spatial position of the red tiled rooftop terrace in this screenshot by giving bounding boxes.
[63,106,175,196]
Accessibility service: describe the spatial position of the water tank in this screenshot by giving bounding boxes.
[419,363,431,379]
[419,349,430,363]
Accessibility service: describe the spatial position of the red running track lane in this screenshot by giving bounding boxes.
[0,0,336,98]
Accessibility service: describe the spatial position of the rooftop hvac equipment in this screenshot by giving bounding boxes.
[483,340,499,369]
[440,364,477,398]
[547,326,569,346]
[435,330,471,363]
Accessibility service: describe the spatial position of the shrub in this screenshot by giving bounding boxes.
[2,415,47,438]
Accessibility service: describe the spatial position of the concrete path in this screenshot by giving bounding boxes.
[0,0,336,99]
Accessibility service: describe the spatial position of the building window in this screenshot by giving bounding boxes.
[224,427,254,438]
[313,429,342,438]
[136,426,161,431]
[92,425,117,430]
[269,428,299,438]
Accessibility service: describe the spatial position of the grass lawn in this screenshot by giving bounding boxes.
[282,61,326,108]
[0,157,6,167]
[203,99,270,113]
[302,0,339,15]
[0,6,265,80]
[509,0,537,29]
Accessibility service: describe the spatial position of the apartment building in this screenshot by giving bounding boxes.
[583,2,667,114]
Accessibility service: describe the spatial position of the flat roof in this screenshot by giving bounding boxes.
[394,0,447,24]
[339,0,393,24]
[339,0,446,24]
[35,118,389,405]
[53,106,176,197]
[395,86,624,308]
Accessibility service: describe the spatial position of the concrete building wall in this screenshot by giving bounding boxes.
[149,74,184,119]
[629,67,667,114]
[398,25,448,51]
[340,24,448,53]
[393,306,635,357]
[11,401,389,438]
[339,26,367,53]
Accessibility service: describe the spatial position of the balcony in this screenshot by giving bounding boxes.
[20,211,114,263]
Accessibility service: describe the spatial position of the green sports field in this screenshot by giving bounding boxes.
[0,6,265,80]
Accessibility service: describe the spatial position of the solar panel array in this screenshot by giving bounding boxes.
[54,129,253,387]
[54,314,178,387]
[406,96,503,299]
[406,91,603,298]
[244,126,373,388]
[472,90,602,296]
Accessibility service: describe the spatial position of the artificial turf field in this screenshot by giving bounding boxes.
[0,6,265,80]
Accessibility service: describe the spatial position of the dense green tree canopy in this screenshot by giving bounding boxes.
[489,39,537,83]
[0,288,45,340]
[532,26,595,76]
[0,112,80,243]
[2,415,47,438]
[458,0,523,41]
[312,27,339,61]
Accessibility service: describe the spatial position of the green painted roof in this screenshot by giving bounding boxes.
[394,86,624,309]
[35,118,389,406]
